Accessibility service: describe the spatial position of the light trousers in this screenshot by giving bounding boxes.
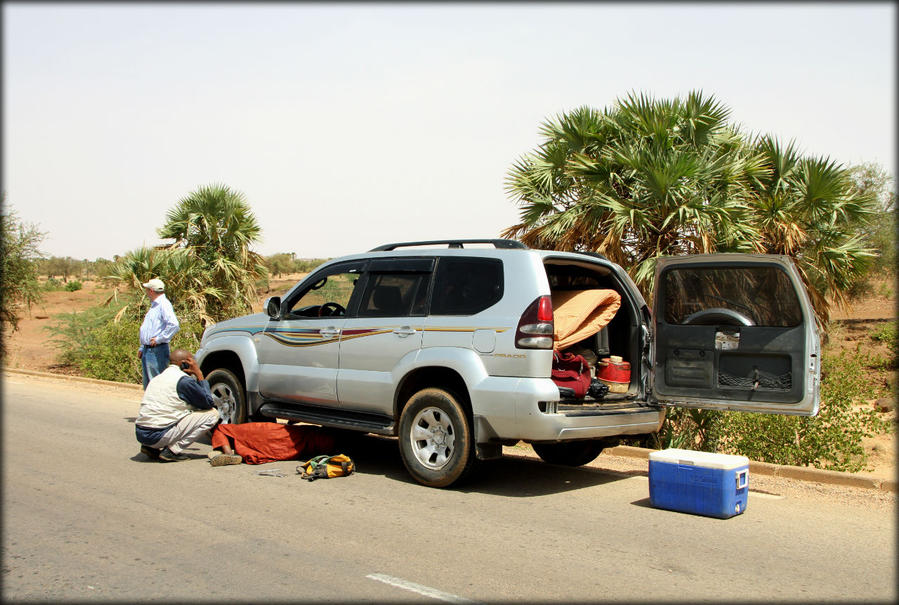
[151,409,220,455]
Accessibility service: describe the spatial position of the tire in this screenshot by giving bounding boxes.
[206,368,247,425]
[532,439,607,467]
[398,388,474,488]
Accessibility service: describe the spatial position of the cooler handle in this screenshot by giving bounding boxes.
[735,469,748,489]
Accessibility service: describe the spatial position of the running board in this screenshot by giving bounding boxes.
[256,402,395,436]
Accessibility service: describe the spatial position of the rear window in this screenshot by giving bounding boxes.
[662,265,803,327]
[430,258,503,315]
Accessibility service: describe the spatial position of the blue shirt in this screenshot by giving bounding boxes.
[139,293,179,346]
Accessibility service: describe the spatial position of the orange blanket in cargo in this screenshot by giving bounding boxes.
[551,289,621,350]
[211,423,336,465]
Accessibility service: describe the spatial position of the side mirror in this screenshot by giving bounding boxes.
[264,296,281,319]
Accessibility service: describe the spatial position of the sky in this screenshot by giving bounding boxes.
[3,2,896,261]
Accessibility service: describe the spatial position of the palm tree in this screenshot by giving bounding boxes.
[503,91,877,320]
[503,91,767,290]
[105,246,225,326]
[157,184,268,322]
[746,136,875,321]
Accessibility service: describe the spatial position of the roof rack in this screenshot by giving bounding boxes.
[370,239,528,252]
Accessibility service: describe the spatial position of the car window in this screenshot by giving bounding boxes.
[357,273,430,317]
[662,265,803,327]
[430,257,503,316]
[285,262,365,318]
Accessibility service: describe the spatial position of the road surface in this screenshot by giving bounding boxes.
[2,373,895,602]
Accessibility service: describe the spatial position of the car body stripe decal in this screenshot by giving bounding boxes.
[210,325,510,347]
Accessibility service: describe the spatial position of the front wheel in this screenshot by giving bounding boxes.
[532,439,608,467]
[206,368,247,424]
[398,388,474,488]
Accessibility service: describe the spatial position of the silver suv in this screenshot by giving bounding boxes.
[195,239,820,487]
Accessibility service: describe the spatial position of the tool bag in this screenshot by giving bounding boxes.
[297,454,355,481]
[551,351,593,398]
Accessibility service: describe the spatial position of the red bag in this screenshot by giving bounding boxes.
[551,351,592,398]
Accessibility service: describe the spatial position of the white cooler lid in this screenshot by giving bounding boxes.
[649,448,749,470]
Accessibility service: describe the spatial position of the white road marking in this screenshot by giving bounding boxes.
[366,573,479,603]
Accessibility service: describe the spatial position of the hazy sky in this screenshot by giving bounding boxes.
[3,2,895,260]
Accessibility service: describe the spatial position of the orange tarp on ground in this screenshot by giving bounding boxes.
[551,289,621,350]
[211,423,336,465]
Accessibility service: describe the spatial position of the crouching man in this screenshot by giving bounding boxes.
[135,349,220,462]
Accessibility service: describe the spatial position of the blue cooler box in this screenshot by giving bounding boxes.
[649,448,749,519]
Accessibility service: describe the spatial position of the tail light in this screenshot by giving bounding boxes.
[516,295,554,349]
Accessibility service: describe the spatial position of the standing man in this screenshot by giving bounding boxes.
[135,349,220,462]
[138,278,179,389]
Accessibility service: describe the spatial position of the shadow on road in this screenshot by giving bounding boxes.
[335,433,634,497]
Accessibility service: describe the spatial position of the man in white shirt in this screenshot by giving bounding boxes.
[137,278,180,389]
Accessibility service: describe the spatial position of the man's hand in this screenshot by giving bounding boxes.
[182,357,204,382]
[137,349,143,360]
[150,337,157,347]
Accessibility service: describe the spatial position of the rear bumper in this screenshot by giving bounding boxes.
[470,376,664,443]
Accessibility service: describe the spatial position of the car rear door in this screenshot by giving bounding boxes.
[651,254,820,415]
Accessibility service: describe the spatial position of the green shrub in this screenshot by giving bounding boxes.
[630,341,894,471]
[46,306,204,384]
[43,278,63,291]
[64,280,83,292]
[715,348,893,471]
[871,321,897,361]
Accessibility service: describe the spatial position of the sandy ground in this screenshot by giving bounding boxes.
[3,274,896,480]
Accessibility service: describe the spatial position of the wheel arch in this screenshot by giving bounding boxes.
[199,350,247,390]
[394,366,472,424]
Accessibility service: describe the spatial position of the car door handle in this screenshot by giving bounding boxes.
[320,327,340,338]
[393,327,417,337]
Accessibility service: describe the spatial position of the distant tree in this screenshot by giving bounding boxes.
[1,204,45,357]
[44,256,81,282]
[848,161,895,274]
[265,252,297,277]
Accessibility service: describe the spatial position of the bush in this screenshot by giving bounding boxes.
[871,321,897,362]
[46,306,204,384]
[632,337,894,471]
[714,348,893,471]
[64,280,83,292]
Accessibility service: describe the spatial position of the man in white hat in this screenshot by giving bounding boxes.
[138,278,180,389]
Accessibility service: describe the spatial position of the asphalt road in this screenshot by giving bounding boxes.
[3,373,896,602]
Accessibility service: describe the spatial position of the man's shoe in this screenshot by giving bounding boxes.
[140,445,161,460]
[209,453,243,467]
[158,447,189,462]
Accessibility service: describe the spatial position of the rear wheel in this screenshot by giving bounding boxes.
[206,368,247,424]
[398,388,474,488]
[532,439,608,467]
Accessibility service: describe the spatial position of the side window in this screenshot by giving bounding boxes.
[662,265,803,327]
[358,273,430,318]
[431,257,503,316]
[285,262,365,318]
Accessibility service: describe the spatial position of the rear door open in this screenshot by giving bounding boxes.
[651,254,820,416]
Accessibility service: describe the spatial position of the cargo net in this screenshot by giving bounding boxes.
[718,368,792,391]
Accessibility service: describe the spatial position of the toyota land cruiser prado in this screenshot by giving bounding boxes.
[195,239,820,487]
